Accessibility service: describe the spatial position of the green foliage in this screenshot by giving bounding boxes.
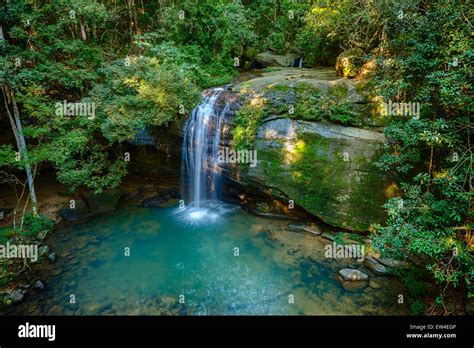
[0,228,16,244]
[264,83,361,126]
[370,1,473,305]
[334,232,367,245]
[391,266,427,315]
[232,102,265,150]
[328,102,360,126]
[155,0,255,58]
[21,213,54,237]
[91,55,200,143]
[375,118,455,174]
[138,41,236,88]
[295,1,394,65]
[410,300,425,315]
[373,174,472,296]
[244,0,309,54]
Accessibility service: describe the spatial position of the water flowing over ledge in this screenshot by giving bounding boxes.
[180,88,230,212]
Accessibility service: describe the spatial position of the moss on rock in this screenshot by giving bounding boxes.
[242,119,392,230]
[335,49,364,78]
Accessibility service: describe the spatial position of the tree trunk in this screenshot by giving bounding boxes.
[2,87,38,215]
[80,20,87,40]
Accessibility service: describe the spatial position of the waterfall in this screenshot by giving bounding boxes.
[181,88,227,209]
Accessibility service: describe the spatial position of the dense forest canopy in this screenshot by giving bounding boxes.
[0,0,472,314]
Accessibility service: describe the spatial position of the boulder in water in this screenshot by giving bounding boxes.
[59,198,90,223]
[363,255,387,275]
[33,280,45,291]
[83,189,124,215]
[48,252,57,263]
[286,222,322,236]
[140,188,181,208]
[336,268,369,291]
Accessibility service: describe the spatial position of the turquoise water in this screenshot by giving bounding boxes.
[6,202,409,315]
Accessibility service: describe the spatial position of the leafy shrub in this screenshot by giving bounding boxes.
[410,300,425,315]
[232,102,265,151]
[21,213,54,237]
[329,102,360,126]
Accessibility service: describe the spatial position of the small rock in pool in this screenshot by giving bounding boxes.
[336,268,369,292]
[368,280,382,289]
[48,252,57,263]
[97,304,116,315]
[33,280,45,291]
[38,245,49,257]
[321,231,336,241]
[52,267,63,276]
[363,255,387,275]
[338,268,369,281]
[4,289,26,304]
[287,222,322,236]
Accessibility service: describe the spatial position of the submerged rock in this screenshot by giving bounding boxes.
[33,280,45,291]
[140,188,181,208]
[97,304,116,315]
[4,289,26,304]
[336,268,369,291]
[48,252,57,263]
[38,245,49,257]
[83,189,124,215]
[368,279,382,289]
[59,198,90,223]
[286,222,322,236]
[363,255,387,275]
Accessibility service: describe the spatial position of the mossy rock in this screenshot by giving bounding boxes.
[335,49,364,78]
[244,47,258,60]
[255,51,297,67]
[222,68,397,230]
[236,118,393,231]
[83,189,125,215]
[59,198,90,223]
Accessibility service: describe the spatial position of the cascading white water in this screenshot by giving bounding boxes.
[181,88,226,211]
